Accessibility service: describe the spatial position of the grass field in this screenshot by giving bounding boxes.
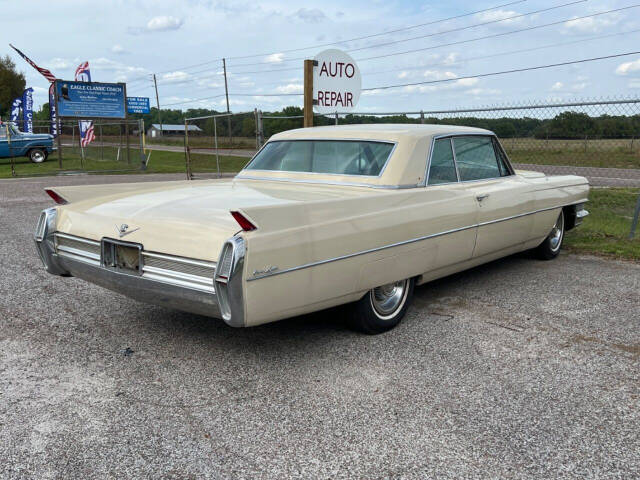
[563,188,640,260]
[502,137,640,169]
[0,149,247,178]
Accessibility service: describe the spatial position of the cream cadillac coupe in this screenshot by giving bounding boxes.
[35,125,589,333]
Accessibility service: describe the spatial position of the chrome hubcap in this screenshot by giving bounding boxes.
[549,212,564,252]
[370,279,409,319]
[32,152,44,162]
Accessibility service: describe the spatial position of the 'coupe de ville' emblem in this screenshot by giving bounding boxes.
[116,223,139,238]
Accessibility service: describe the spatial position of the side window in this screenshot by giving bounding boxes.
[0,125,6,139]
[453,136,501,181]
[427,138,458,185]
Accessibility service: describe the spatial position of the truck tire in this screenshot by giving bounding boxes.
[29,148,47,163]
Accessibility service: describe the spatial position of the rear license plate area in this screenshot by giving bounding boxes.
[101,238,142,275]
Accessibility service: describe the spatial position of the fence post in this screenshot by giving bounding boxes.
[125,121,131,165]
[184,119,192,180]
[630,193,640,239]
[56,117,62,168]
[420,110,425,124]
[139,118,146,169]
[334,112,338,126]
[257,110,264,147]
[100,124,104,161]
[214,116,220,178]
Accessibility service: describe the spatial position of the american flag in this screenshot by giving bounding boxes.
[9,44,56,83]
[75,62,95,147]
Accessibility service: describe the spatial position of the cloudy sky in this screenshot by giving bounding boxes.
[4,0,640,113]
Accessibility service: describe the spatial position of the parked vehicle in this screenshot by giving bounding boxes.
[0,122,56,163]
[34,124,589,333]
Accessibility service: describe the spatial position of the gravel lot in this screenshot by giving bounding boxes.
[1,174,639,479]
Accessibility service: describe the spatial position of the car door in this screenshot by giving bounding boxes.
[451,135,535,258]
[421,136,479,269]
[0,125,9,157]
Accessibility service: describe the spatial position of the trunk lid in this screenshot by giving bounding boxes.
[55,179,374,260]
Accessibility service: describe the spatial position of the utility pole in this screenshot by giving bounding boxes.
[153,73,163,137]
[222,58,232,145]
[303,59,315,127]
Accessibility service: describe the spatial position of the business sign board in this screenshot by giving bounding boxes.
[54,80,126,119]
[313,49,361,114]
[127,96,151,114]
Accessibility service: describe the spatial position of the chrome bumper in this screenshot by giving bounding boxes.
[34,208,246,326]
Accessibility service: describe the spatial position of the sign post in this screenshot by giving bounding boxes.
[303,59,315,128]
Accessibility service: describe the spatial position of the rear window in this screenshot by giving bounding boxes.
[245,140,394,176]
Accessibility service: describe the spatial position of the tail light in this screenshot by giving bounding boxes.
[230,211,256,231]
[45,189,68,205]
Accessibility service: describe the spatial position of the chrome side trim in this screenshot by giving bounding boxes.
[141,251,216,269]
[54,232,100,246]
[215,236,246,327]
[34,208,69,276]
[235,175,419,190]
[247,201,586,282]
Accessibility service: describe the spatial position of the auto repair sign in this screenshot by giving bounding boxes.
[313,49,361,114]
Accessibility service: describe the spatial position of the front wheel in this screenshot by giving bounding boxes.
[535,210,565,260]
[349,278,415,334]
[28,148,46,163]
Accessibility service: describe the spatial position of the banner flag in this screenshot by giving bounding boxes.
[22,88,34,133]
[49,84,58,137]
[9,44,58,137]
[10,97,22,127]
[75,62,95,147]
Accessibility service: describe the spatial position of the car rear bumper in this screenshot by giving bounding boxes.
[34,208,246,326]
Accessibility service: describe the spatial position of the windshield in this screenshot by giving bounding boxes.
[245,140,394,176]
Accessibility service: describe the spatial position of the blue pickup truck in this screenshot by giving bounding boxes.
[0,122,56,163]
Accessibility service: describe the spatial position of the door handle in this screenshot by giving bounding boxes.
[476,194,490,202]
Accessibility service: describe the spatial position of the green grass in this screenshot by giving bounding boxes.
[563,188,640,260]
[0,149,248,178]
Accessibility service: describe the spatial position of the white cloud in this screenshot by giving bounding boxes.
[397,71,409,79]
[147,15,183,31]
[265,53,284,63]
[111,44,127,55]
[466,88,501,96]
[551,81,564,90]
[549,80,588,92]
[475,9,522,25]
[442,53,459,65]
[616,59,640,76]
[161,71,191,84]
[628,79,640,88]
[48,58,72,69]
[563,15,618,34]
[275,83,303,94]
[294,8,325,23]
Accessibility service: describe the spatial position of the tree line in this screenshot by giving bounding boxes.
[28,103,640,140]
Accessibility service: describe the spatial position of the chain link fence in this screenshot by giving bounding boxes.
[3,118,145,177]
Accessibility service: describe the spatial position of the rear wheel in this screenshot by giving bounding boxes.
[28,148,46,163]
[349,278,415,334]
[535,210,564,260]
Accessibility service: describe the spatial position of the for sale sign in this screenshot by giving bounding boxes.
[313,49,361,114]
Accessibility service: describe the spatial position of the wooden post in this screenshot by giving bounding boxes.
[303,59,314,128]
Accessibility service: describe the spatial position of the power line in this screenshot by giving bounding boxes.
[361,27,640,77]
[135,0,529,77]
[358,3,640,62]
[224,0,587,68]
[145,49,640,107]
[162,92,302,107]
[363,50,640,91]
[222,3,637,76]
[225,0,529,60]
